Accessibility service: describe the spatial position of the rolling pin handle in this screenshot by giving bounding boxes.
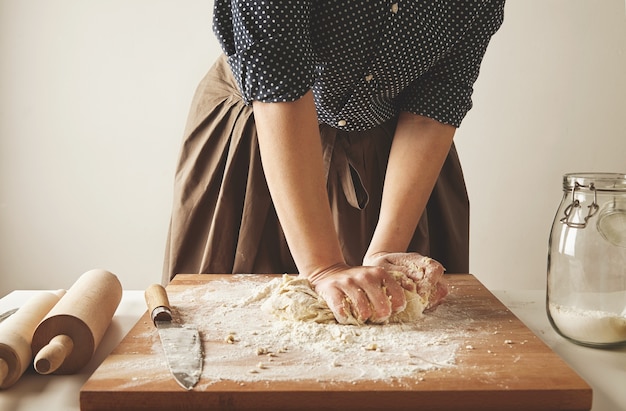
[34,334,74,375]
[0,358,8,386]
[144,284,172,324]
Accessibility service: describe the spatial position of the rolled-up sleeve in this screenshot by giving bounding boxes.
[398,1,505,127]
[213,0,315,104]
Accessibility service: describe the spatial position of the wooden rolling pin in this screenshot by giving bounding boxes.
[0,289,66,389]
[31,269,122,375]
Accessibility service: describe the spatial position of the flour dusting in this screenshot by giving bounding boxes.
[162,275,475,388]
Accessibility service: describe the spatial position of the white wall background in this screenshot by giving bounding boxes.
[1,0,625,295]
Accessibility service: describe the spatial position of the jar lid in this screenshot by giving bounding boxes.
[563,172,626,192]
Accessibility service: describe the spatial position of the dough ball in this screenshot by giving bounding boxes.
[261,274,428,325]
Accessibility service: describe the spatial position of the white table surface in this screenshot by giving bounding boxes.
[0,288,624,411]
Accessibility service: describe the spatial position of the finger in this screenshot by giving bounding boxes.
[316,286,351,324]
[426,277,450,309]
[360,270,406,323]
[399,254,444,282]
[386,269,417,293]
[381,275,407,313]
[418,254,444,275]
[346,267,391,323]
[361,286,391,324]
[424,258,445,279]
[343,286,373,324]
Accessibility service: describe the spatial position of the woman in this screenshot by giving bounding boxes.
[163,1,505,324]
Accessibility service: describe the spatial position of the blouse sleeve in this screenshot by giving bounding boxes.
[212,0,315,104]
[397,1,505,128]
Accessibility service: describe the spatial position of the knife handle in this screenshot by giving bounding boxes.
[145,284,172,325]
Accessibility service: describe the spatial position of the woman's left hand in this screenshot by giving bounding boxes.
[363,252,448,308]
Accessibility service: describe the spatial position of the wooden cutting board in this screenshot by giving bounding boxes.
[80,274,591,411]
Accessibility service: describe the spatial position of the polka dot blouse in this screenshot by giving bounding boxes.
[213,0,505,130]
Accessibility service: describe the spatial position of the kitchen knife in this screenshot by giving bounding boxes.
[144,284,203,390]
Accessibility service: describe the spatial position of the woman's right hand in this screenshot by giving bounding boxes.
[304,264,407,324]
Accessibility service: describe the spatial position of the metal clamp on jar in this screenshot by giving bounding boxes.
[547,172,626,347]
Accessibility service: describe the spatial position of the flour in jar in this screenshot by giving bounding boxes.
[549,291,626,344]
[171,275,477,388]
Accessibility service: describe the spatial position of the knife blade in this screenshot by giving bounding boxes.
[144,284,203,390]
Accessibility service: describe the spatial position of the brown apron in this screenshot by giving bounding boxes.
[162,56,469,282]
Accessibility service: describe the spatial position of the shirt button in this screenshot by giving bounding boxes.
[365,74,374,82]
[391,3,399,14]
[337,120,347,127]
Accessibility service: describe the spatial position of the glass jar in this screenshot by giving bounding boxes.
[547,172,626,347]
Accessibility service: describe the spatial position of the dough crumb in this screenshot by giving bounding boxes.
[364,343,378,351]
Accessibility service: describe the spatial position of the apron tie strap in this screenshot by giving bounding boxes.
[321,128,369,210]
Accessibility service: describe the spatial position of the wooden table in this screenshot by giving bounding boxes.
[79,274,592,411]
